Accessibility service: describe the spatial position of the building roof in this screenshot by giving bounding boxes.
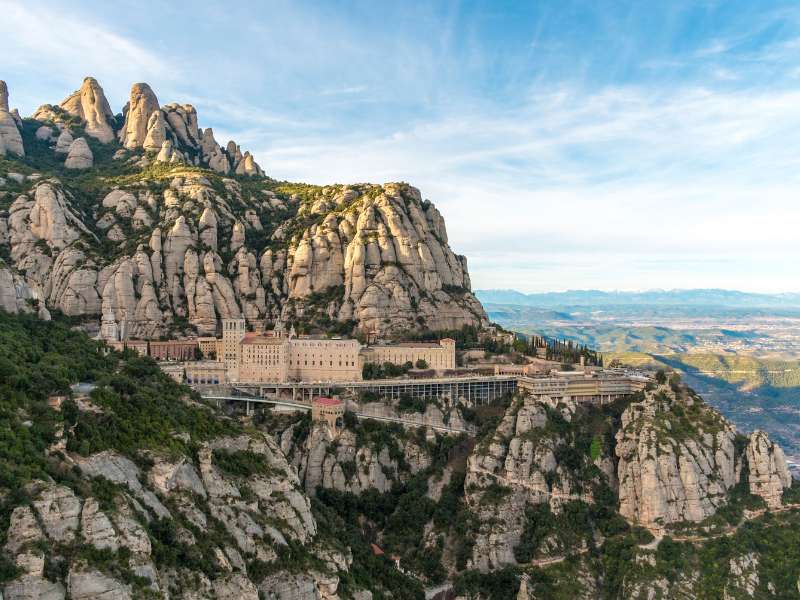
[241,333,285,346]
[370,543,384,556]
[313,396,343,407]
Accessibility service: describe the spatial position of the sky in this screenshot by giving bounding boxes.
[2,0,800,293]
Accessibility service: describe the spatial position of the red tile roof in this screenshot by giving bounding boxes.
[314,397,343,407]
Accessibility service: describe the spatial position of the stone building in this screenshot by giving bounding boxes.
[222,318,247,381]
[197,318,456,385]
[359,339,456,371]
[185,361,226,385]
[311,397,344,434]
[149,339,198,361]
[197,337,220,358]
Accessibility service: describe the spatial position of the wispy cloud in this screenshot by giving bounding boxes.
[3,0,800,292]
[0,0,168,108]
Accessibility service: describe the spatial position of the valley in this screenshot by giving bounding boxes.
[479,292,800,466]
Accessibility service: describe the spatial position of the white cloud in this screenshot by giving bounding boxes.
[248,81,800,292]
[0,0,167,110]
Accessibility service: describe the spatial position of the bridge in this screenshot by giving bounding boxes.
[201,395,477,435]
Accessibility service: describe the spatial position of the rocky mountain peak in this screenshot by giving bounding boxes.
[0,80,24,158]
[0,79,486,337]
[120,82,160,149]
[59,76,115,143]
[0,80,8,112]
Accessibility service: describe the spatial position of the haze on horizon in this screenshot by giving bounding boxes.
[2,0,799,294]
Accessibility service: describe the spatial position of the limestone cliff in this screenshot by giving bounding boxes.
[463,394,613,572]
[283,420,432,496]
[0,77,487,337]
[615,384,792,528]
[3,431,354,600]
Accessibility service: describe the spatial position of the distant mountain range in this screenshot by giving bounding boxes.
[475,288,800,308]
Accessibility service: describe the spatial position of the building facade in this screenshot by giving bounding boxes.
[185,361,227,385]
[360,339,456,371]
[149,340,198,361]
[311,397,345,435]
[222,318,247,381]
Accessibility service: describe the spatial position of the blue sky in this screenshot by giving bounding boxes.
[3,0,800,292]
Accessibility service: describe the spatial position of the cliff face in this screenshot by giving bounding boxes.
[0,77,487,337]
[463,395,616,572]
[3,430,354,600]
[615,384,792,528]
[615,384,740,528]
[282,421,432,496]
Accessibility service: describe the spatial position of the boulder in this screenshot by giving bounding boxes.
[64,137,94,169]
[54,129,74,154]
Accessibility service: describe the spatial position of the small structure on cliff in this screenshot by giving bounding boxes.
[312,396,345,436]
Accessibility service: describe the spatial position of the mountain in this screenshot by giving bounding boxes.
[476,288,800,308]
[0,77,487,338]
[2,311,799,599]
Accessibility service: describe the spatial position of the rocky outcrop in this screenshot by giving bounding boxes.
[0,80,8,112]
[1,80,484,337]
[54,129,74,154]
[288,421,431,495]
[281,182,487,334]
[0,80,24,157]
[463,394,599,572]
[200,127,230,173]
[0,266,37,314]
[64,137,94,169]
[745,430,792,508]
[119,83,160,149]
[67,569,131,600]
[59,77,115,143]
[2,420,347,599]
[615,385,738,529]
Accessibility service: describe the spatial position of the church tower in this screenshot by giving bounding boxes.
[221,318,246,382]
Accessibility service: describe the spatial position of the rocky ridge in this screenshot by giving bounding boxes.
[0,77,486,336]
[3,432,355,600]
[615,383,792,528]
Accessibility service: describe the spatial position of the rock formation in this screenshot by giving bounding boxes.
[285,419,432,495]
[0,80,24,157]
[2,428,352,599]
[119,83,160,149]
[0,80,8,112]
[64,137,94,169]
[0,76,485,336]
[746,430,792,508]
[59,77,116,143]
[615,384,738,528]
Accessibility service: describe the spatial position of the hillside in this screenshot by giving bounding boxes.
[0,77,487,339]
[2,312,800,599]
